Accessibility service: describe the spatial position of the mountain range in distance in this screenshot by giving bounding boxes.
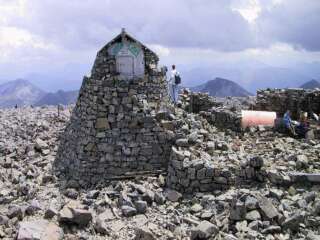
[0,79,78,108]
[188,78,320,98]
[0,79,45,108]
[0,78,320,108]
[181,61,320,93]
[35,89,79,106]
[299,79,320,89]
[191,77,253,97]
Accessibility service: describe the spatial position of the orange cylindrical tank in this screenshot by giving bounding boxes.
[241,110,277,128]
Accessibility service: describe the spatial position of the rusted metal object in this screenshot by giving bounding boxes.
[241,110,277,128]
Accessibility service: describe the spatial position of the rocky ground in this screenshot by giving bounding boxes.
[0,103,320,240]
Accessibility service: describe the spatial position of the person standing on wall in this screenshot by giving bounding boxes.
[169,65,181,104]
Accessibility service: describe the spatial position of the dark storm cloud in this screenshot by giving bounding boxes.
[8,0,255,51]
[257,0,320,51]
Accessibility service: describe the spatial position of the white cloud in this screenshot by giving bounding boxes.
[0,26,58,63]
[0,0,27,24]
[148,44,171,57]
[231,0,261,23]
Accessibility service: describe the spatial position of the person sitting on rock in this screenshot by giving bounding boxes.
[283,110,297,136]
[296,112,310,138]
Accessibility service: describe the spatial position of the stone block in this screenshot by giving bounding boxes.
[188,168,196,180]
[197,168,206,180]
[96,118,110,130]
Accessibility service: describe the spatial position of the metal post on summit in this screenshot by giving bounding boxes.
[57,104,62,118]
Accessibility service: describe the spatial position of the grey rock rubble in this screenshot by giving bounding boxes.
[0,101,319,239]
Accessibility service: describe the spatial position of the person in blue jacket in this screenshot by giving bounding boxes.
[283,110,297,136]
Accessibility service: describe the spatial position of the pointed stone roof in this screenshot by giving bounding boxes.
[99,28,159,62]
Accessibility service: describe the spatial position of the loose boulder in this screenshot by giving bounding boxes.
[17,220,63,240]
[191,221,219,240]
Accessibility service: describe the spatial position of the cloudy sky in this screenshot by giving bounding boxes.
[0,0,320,91]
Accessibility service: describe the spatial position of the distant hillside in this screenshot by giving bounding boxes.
[0,79,79,108]
[300,79,320,89]
[191,77,253,97]
[0,79,46,107]
[35,90,79,106]
[182,64,312,92]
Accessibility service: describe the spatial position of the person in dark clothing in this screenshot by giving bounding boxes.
[296,112,310,138]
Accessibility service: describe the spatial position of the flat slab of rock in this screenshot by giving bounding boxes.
[122,205,137,217]
[245,210,261,221]
[191,220,219,240]
[58,201,92,227]
[289,172,320,183]
[190,203,203,213]
[17,220,63,240]
[135,200,147,214]
[165,189,182,202]
[95,211,113,235]
[134,226,156,240]
[71,208,93,227]
[256,194,279,220]
[59,206,73,222]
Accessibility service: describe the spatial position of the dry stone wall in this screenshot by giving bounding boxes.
[180,90,242,132]
[256,88,320,119]
[54,52,172,187]
[200,108,242,132]
[167,146,235,193]
[167,147,266,194]
[185,91,221,113]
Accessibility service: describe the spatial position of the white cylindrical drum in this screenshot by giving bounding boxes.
[241,110,277,128]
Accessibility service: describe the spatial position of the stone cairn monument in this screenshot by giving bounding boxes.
[54,29,172,187]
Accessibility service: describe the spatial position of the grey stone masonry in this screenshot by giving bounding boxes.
[54,33,173,187]
[179,89,242,132]
[167,146,267,193]
[255,88,320,119]
[200,108,242,132]
[185,91,221,113]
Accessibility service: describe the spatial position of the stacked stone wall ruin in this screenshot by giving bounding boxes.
[200,109,242,132]
[180,90,242,132]
[256,88,320,119]
[167,146,266,193]
[185,91,221,113]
